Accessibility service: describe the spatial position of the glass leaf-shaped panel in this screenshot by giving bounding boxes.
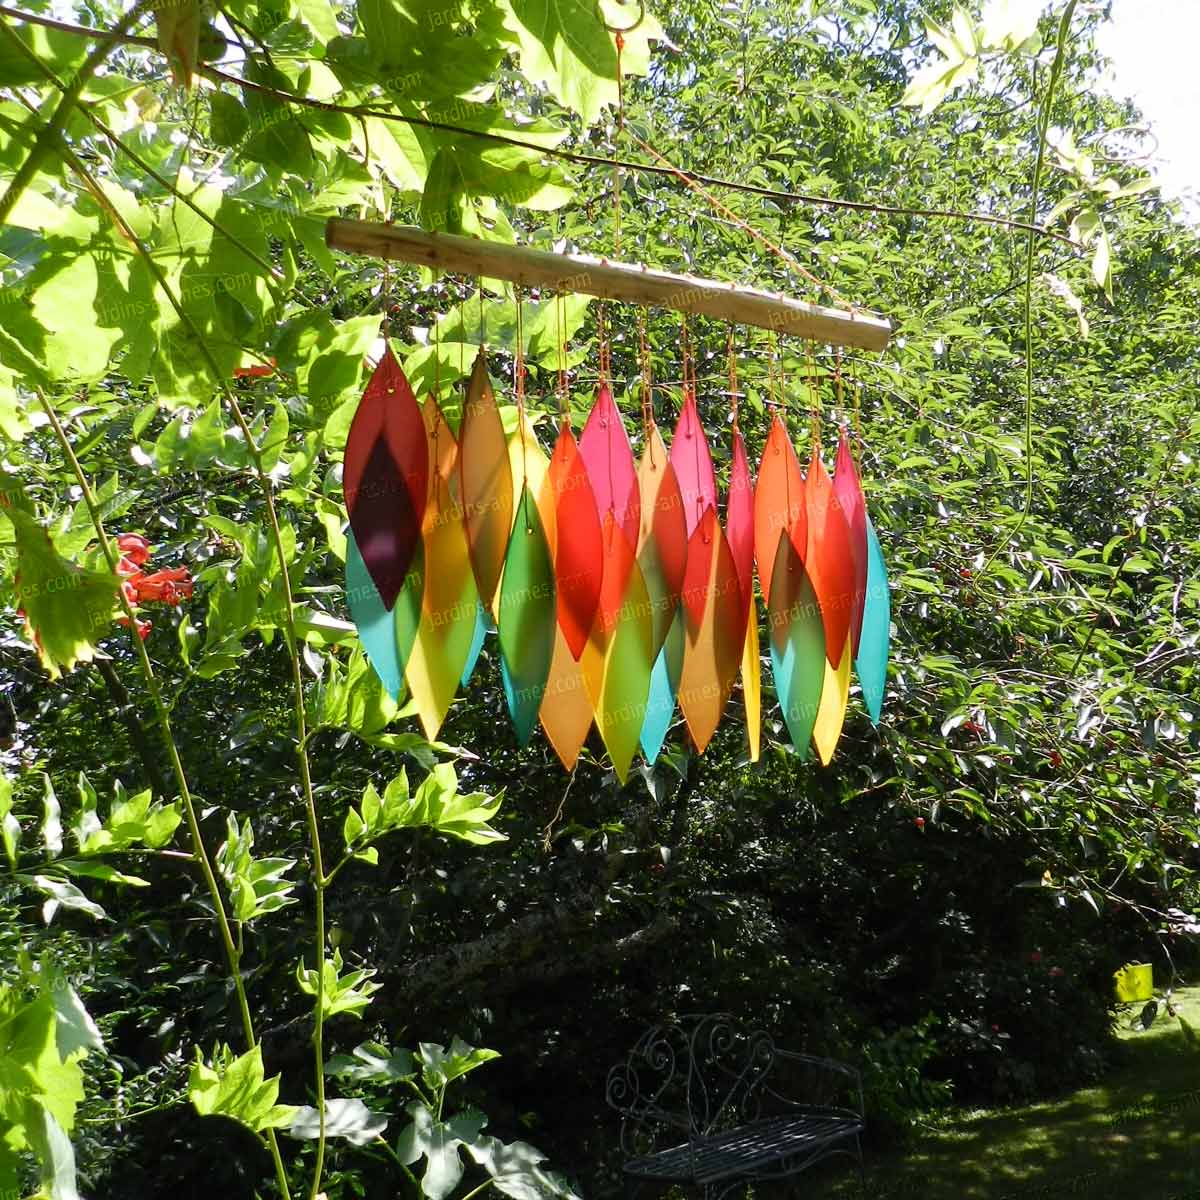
[754,414,806,608]
[856,516,890,725]
[459,350,513,614]
[540,623,594,771]
[640,613,684,765]
[670,390,717,622]
[579,382,640,549]
[727,427,755,634]
[811,640,852,766]
[767,533,824,761]
[677,509,742,753]
[597,539,653,783]
[498,485,557,746]
[742,612,762,763]
[549,421,603,660]
[833,431,869,658]
[669,388,717,537]
[346,531,404,698]
[343,346,428,610]
[405,397,479,740]
[805,447,855,668]
[636,422,687,660]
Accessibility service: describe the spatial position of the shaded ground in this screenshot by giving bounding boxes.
[810,985,1200,1200]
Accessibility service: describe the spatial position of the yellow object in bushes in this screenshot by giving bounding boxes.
[1113,962,1154,1002]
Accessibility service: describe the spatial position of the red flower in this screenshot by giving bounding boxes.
[1049,966,1065,978]
[914,817,925,830]
[131,567,193,605]
[116,533,152,565]
[1029,951,1042,963]
[232,357,276,379]
[117,616,153,640]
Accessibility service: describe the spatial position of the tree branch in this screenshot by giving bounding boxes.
[0,4,1080,249]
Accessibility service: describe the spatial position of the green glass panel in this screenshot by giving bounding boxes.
[498,485,557,746]
[767,533,824,760]
[856,516,890,725]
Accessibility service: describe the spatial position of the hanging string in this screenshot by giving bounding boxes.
[765,332,779,415]
[458,290,467,383]
[805,341,822,453]
[515,286,532,532]
[556,292,569,425]
[850,352,864,469]
[478,283,486,351]
[622,126,853,310]
[726,326,739,434]
[598,301,611,382]
[637,312,654,460]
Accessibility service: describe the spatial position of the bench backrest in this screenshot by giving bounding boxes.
[606,1013,794,1151]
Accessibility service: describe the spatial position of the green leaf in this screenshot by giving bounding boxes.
[395,1101,488,1200]
[466,1134,581,1200]
[494,0,662,124]
[295,947,381,1020]
[287,1097,389,1145]
[0,771,20,867]
[58,860,150,888]
[0,363,30,441]
[216,815,298,923]
[2,507,119,679]
[41,775,62,859]
[21,874,107,923]
[1092,223,1113,301]
[188,1044,298,1133]
[49,980,103,1060]
[25,1103,81,1200]
[418,1038,500,1089]
[75,779,182,854]
[0,984,87,1139]
[326,1042,416,1082]
[0,23,88,87]
[209,91,250,147]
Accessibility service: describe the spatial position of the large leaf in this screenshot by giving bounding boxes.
[495,0,662,123]
[3,506,118,679]
[466,1134,581,1200]
[288,1098,389,1146]
[395,1101,488,1200]
[188,1044,297,1133]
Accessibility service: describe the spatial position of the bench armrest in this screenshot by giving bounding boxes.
[770,1050,865,1120]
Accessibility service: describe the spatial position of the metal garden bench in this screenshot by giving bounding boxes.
[606,1013,865,1199]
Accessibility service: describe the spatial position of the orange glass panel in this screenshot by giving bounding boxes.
[805,447,855,667]
[677,509,742,753]
[549,421,603,661]
[458,350,512,614]
[636,423,687,659]
[754,414,805,608]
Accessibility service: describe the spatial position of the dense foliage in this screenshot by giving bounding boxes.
[1,0,1198,1197]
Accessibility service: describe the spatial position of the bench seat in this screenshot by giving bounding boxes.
[624,1111,865,1185]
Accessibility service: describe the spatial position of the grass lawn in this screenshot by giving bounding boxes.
[808,984,1200,1200]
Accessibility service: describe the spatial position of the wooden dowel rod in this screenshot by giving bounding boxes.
[324,219,892,353]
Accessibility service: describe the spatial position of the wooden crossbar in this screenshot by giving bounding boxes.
[324,219,892,353]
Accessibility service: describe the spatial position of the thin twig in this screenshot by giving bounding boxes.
[0,3,1080,249]
[977,0,1079,579]
[0,0,155,225]
[36,149,298,1198]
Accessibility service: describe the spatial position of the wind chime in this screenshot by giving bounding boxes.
[331,210,892,780]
